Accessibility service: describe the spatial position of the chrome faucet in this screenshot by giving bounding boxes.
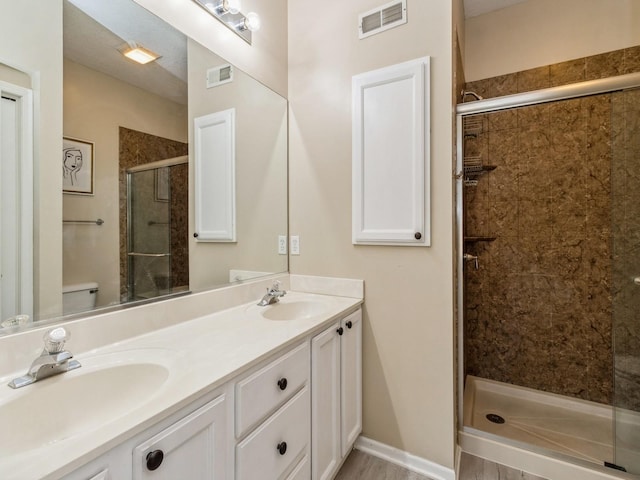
[8,327,81,389]
[257,281,287,306]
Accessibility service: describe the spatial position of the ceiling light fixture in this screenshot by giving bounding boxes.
[121,42,160,65]
[192,0,260,44]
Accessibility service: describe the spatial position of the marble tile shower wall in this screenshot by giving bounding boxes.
[463,46,640,405]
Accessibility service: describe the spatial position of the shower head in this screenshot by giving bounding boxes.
[461,90,484,102]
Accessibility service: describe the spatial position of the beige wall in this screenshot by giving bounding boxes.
[1,0,63,320]
[187,39,288,290]
[465,0,640,81]
[63,59,187,307]
[134,0,288,98]
[288,0,456,469]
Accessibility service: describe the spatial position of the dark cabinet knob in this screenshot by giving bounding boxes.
[337,327,344,336]
[193,232,199,238]
[277,441,287,455]
[414,232,422,240]
[277,378,288,390]
[346,321,353,329]
[146,450,164,471]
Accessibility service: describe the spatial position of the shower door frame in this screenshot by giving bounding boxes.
[455,71,640,442]
[126,155,188,301]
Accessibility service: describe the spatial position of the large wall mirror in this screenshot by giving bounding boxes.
[0,0,288,334]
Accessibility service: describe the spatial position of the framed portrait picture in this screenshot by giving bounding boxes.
[63,137,94,195]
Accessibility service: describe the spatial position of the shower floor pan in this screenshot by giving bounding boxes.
[463,375,640,470]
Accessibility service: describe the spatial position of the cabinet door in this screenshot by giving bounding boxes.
[352,57,431,246]
[311,321,341,480]
[133,393,230,480]
[340,310,362,456]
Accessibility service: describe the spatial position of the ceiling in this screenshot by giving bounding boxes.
[463,0,528,18]
[63,0,528,101]
[64,0,188,105]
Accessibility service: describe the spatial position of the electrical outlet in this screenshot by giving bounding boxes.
[290,235,300,255]
[278,235,287,255]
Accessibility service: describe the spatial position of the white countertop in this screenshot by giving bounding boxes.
[0,290,362,480]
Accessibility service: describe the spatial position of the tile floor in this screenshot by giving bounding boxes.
[333,449,548,480]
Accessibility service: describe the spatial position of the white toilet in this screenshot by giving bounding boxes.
[62,282,99,314]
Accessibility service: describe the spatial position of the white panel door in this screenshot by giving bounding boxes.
[194,109,236,242]
[0,82,33,322]
[340,310,362,456]
[352,57,430,246]
[311,321,341,480]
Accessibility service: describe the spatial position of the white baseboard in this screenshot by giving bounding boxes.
[354,436,456,480]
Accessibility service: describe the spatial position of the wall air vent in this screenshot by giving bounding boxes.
[359,0,407,40]
[206,64,233,89]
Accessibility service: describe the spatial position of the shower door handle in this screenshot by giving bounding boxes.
[463,253,479,270]
[127,252,171,257]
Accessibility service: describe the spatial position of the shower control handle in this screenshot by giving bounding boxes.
[463,253,479,270]
[634,277,640,285]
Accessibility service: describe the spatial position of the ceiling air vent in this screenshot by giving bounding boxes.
[206,64,233,89]
[359,0,407,40]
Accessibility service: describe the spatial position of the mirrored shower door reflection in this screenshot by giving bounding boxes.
[126,157,188,301]
[612,87,640,475]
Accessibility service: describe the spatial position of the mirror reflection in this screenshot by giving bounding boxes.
[0,0,288,333]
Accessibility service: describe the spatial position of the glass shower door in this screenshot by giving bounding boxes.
[612,87,640,475]
[127,167,172,301]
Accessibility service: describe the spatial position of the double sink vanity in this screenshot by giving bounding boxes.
[0,275,363,480]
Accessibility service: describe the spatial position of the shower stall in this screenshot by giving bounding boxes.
[126,156,189,301]
[456,73,640,476]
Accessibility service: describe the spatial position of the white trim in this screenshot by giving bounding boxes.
[355,436,456,480]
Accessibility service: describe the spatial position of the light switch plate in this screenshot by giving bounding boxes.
[278,235,287,255]
[290,235,300,255]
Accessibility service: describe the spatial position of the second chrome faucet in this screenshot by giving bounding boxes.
[257,281,287,306]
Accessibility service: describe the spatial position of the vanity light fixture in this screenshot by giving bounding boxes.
[192,0,260,44]
[120,42,160,65]
[238,12,261,32]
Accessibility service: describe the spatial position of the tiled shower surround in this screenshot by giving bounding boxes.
[463,47,640,407]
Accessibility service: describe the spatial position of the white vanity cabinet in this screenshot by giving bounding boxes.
[311,309,362,480]
[64,306,362,480]
[235,341,311,480]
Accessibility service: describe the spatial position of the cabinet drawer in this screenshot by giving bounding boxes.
[236,342,309,437]
[236,386,310,480]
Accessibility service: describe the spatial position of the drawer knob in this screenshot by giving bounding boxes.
[146,450,164,471]
[346,320,353,329]
[277,441,287,455]
[277,378,288,390]
[337,327,344,336]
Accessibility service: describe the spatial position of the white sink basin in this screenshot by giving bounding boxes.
[260,300,329,321]
[0,351,172,455]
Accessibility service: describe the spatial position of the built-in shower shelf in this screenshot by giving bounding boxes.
[463,165,497,186]
[464,236,496,243]
[464,165,497,175]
